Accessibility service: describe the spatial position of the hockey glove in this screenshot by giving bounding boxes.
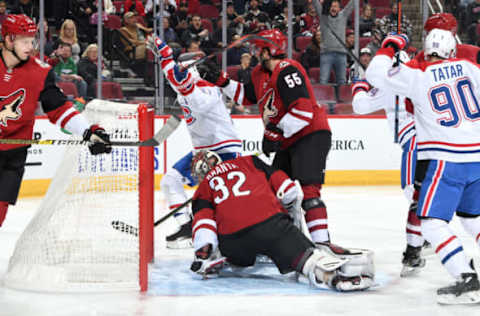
[381,33,409,52]
[146,35,173,61]
[262,123,283,157]
[351,79,371,97]
[190,243,227,277]
[83,125,112,155]
[196,58,230,87]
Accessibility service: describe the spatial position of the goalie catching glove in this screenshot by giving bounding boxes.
[190,243,227,278]
[83,125,112,155]
[196,58,230,87]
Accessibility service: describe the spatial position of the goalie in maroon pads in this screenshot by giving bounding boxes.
[197,29,333,244]
[0,14,112,228]
[190,150,374,291]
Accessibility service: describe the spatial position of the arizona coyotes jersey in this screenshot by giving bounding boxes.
[367,47,480,162]
[191,155,296,250]
[352,87,415,147]
[162,59,241,154]
[223,59,330,149]
[0,54,85,151]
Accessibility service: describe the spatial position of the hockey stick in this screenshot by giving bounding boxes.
[393,0,402,144]
[311,0,365,70]
[183,33,280,71]
[0,114,181,147]
[111,198,193,236]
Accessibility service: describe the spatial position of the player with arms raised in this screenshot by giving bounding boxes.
[197,29,334,247]
[189,150,374,291]
[366,30,480,304]
[147,36,241,248]
[0,15,112,228]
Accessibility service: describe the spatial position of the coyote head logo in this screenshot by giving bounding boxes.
[0,89,25,127]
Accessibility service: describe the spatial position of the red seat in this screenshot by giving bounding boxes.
[338,84,353,103]
[227,65,241,81]
[308,67,320,83]
[105,14,122,30]
[368,0,390,7]
[202,19,213,34]
[96,82,124,100]
[57,82,78,98]
[112,1,124,13]
[197,4,219,19]
[312,84,336,103]
[332,103,354,115]
[375,7,391,19]
[291,50,302,63]
[359,37,371,49]
[295,36,312,52]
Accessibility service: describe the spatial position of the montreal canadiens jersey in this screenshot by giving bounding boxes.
[367,48,480,162]
[161,59,241,154]
[0,54,86,151]
[191,155,295,250]
[352,87,415,147]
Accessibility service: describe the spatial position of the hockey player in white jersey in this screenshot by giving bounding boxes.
[147,36,241,248]
[366,30,480,304]
[351,51,426,277]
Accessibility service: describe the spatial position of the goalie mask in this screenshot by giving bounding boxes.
[191,150,222,181]
[424,28,456,60]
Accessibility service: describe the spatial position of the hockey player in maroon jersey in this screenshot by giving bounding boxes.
[189,150,374,291]
[0,15,112,227]
[197,29,334,246]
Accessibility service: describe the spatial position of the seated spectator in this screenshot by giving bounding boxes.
[212,16,235,49]
[300,29,321,71]
[244,0,271,33]
[366,28,383,56]
[163,17,181,49]
[0,1,8,26]
[273,4,300,34]
[186,39,203,54]
[10,0,38,21]
[359,3,375,36]
[237,52,253,84]
[227,2,246,36]
[119,11,152,60]
[299,3,320,36]
[170,1,189,37]
[345,28,355,68]
[53,42,88,99]
[227,34,249,65]
[39,20,55,57]
[55,19,82,64]
[78,44,111,98]
[378,1,413,37]
[263,0,286,20]
[349,47,372,81]
[181,14,213,53]
[466,0,480,45]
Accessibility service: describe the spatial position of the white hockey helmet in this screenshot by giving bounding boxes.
[424,28,456,59]
[178,52,205,82]
[191,150,222,181]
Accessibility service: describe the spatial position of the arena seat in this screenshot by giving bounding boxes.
[105,15,122,30]
[359,37,371,49]
[96,82,124,100]
[338,84,353,103]
[198,4,219,19]
[375,7,391,19]
[56,82,78,98]
[308,67,320,83]
[295,36,312,52]
[202,19,213,34]
[312,84,336,104]
[227,65,241,81]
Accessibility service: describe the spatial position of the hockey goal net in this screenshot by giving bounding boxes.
[4,100,154,292]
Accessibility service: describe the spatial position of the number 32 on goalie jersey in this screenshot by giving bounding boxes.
[209,171,251,204]
[429,79,480,127]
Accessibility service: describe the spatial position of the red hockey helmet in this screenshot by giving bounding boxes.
[2,14,37,39]
[424,13,457,35]
[254,29,287,57]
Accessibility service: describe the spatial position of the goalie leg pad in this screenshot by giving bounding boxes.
[301,248,349,287]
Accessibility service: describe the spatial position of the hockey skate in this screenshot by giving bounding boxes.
[166,220,193,249]
[437,273,480,305]
[400,245,426,277]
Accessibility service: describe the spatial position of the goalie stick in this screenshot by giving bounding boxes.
[0,114,181,147]
[393,0,402,144]
[111,198,193,236]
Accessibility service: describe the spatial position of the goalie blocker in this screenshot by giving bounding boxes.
[190,152,374,291]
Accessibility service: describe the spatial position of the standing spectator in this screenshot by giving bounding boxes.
[345,28,355,68]
[53,42,88,99]
[300,29,322,71]
[55,19,82,64]
[163,17,180,49]
[10,0,38,21]
[181,14,212,53]
[119,11,152,60]
[69,0,96,43]
[170,1,189,37]
[227,2,246,37]
[78,44,111,98]
[227,34,249,65]
[318,0,354,85]
[466,0,480,45]
[378,1,413,37]
[366,27,384,56]
[359,3,375,36]
[237,52,253,84]
[0,1,8,26]
[244,0,271,33]
[299,3,320,36]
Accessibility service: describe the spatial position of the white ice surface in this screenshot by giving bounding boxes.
[0,186,479,316]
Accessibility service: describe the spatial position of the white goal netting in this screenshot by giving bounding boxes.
[4,100,152,292]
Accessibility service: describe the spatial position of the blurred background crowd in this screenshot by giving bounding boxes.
[5,0,479,115]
